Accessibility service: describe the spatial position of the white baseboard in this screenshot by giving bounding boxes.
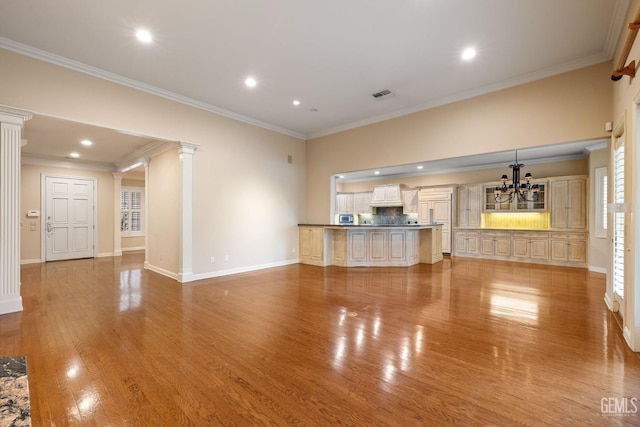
[20,258,42,265]
[0,296,23,315]
[122,246,145,252]
[588,265,607,274]
[97,252,114,258]
[604,293,614,311]
[145,263,179,281]
[187,259,299,283]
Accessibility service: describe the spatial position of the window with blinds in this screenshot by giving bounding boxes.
[121,187,144,236]
[613,138,624,298]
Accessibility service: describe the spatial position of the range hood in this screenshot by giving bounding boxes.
[369,184,405,207]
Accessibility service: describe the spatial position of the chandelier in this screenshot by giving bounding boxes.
[494,152,539,203]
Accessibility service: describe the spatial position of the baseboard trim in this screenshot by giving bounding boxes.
[0,296,23,315]
[187,259,299,283]
[145,263,179,281]
[122,246,145,252]
[588,265,607,274]
[97,252,114,258]
[604,293,614,311]
[20,259,42,265]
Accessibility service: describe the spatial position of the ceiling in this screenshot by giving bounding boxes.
[0,1,627,174]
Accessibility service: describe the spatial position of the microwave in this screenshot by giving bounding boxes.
[338,213,354,225]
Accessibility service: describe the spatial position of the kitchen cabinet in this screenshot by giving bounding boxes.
[480,231,511,257]
[354,192,373,214]
[454,230,479,256]
[299,226,328,266]
[549,232,587,265]
[483,181,547,212]
[402,189,418,213]
[419,188,453,253]
[345,227,435,266]
[512,232,549,262]
[549,176,587,230]
[457,185,481,228]
[370,184,403,206]
[336,193,354,214]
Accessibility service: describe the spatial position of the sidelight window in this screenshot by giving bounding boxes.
[121,187,144,236]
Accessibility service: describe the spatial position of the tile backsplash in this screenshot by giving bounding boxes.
[358,207,419,225]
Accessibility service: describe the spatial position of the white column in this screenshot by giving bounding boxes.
[113,173,123,257]
[143,159,150,270]
[178,143,198,283]
[0,107,32,315]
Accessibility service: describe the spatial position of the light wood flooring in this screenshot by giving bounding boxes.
[2,253,640,426]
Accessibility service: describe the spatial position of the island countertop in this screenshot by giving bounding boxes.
[298,224,442,267]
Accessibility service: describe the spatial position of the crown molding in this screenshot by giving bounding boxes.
[22,153,115,172]
[0,38,306,141]
[115,140,177,172]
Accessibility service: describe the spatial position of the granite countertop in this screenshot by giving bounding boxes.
[0,356,31,427]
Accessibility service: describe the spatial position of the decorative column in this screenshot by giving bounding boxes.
[143,159,150,270]
[112,173,123,257]
[178,143,198,283]
[0,107,32,315]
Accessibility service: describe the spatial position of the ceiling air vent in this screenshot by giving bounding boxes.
[372,89,393,99]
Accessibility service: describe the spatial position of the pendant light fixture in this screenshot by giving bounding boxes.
[494,151,539,203]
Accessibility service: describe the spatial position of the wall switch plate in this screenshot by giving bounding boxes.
[224,255,229,262]
[210,256,215,263]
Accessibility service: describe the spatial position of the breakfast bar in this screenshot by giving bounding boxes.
[298,224,443,267]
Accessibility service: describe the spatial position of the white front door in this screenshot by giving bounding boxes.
[44,176,96,261]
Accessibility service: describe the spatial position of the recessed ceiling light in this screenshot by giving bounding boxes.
[69,152,80,158]
[461,47,477,61]
[245,77,257,88]
[81,139,93,146]
[136,29,153,44]
[293,100,301,106]
[417,165,424,170]
[374,171,380,175]
[338,175,345,179]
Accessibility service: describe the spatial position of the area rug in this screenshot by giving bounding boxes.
[0,356,31,426]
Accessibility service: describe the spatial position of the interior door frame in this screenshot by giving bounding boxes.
[40,173,99,262]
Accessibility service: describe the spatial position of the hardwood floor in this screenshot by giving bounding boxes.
[2,253,640,426]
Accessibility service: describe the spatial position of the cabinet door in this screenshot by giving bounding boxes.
[466,233,480,254]
[550,239,568,262]
[369,231,387,261]
[454,232,468,254]
[402,190,418,213]
[494,237,511,257]
[512,237,530,258]
[530,239,549,260]
[337,193,354,214]
[467,185,482,227]
[568,240,587,263]
[457,187,469,226]
[388,231,406,261]
[348,231,368,263]
[567,180,587,229]
[480,235,496,256]
[354,193,372,214]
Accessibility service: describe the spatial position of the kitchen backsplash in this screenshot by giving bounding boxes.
[358,212,419,225]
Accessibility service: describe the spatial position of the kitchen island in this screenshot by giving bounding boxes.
[298,224,443,267]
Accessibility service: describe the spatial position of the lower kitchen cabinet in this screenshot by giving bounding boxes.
[299,226,328,266]
[549,232,588,264]
[454,229,587,267]
[480,232,511,257]
[454,230,479,256]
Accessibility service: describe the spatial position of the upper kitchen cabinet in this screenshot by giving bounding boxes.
[370,184,404,206]
[549,176,587,230]
[354,192,373,214]
[457,185,482,228]
[336,193,354,214]
[483,180,547,212]
[402,189,418,214]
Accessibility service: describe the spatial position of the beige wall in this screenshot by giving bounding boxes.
[339,158,588,192]
[2,48,305,277]
[588,148,609,271]
[147,149,179,273]
[20,164,115,261]
[307,62,612,223]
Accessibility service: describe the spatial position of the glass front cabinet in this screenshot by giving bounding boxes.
[483,180,547,212]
